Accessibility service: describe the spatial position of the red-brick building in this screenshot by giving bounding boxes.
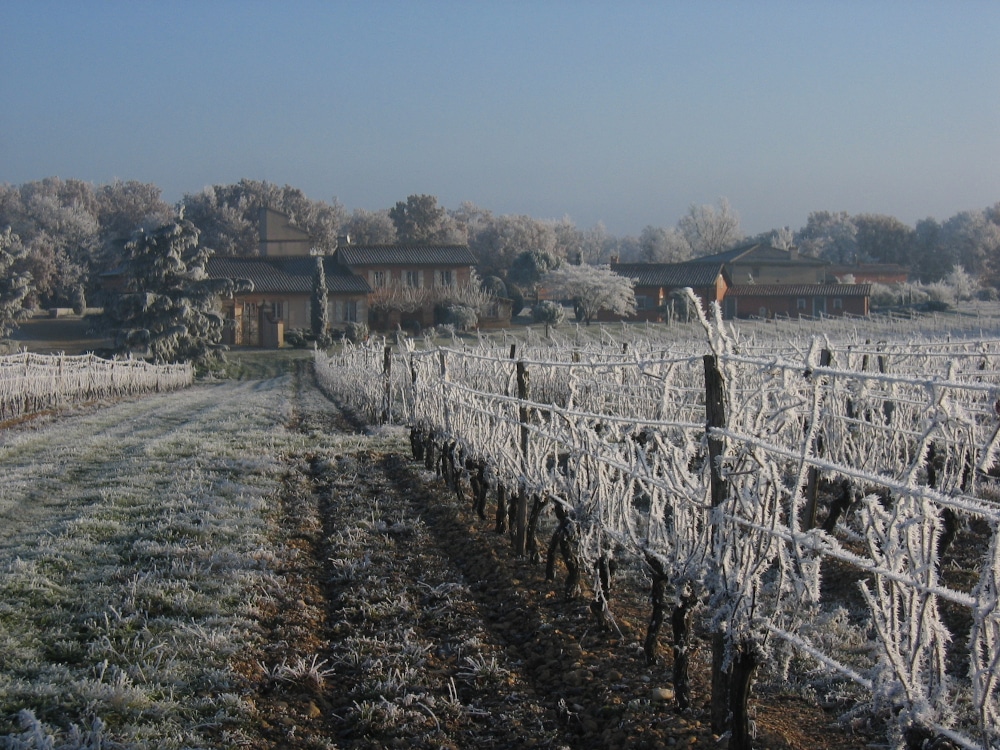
[609,262,730,321]
[724,284,871,319]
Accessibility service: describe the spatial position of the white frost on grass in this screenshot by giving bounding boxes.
[0,375,317,748]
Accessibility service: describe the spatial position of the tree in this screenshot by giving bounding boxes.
[854,213,915,265]
[0,228,33,338]
[508,249,561,304]
[678,198,743,257]
[0,178,101,308]
[912,218,952,283]
[793,211,858,262]
[532,300,566,326]
[182,180,347,256]
[941,209,1000,278]
[469,213,559,279]
[342,208,397,244]
[639,225,692,262]
[311,256,330,342]
[542,264,636,325]
[109,216,239,365]
[388,194,464,244]
[578,222,615,265]
[94,180,173,275]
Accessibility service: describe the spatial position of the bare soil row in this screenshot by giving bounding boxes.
[246,364,868,749]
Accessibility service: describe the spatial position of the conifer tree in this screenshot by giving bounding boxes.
[110,215,243,364]
[311,255,329,343]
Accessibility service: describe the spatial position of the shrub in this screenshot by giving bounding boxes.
[445,304,478,331]
[532,300,566,326]
[344,321,369,343]
[285,328,311,348]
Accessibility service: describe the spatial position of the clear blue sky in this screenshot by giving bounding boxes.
[3,0,998,236]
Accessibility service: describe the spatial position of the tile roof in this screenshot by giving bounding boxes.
[692,243,828,266]
[726,283,871,297]
[336,244,477,267]
[206,256,370,295]
[611,262,725,288]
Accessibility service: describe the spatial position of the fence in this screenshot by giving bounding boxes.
[315,323,1000,750]
[0,352,194,422]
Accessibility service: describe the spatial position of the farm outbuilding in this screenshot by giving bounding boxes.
[723,283,871,319]
[609,262,730,322]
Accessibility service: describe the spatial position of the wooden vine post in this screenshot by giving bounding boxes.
[513,358,531,556]
[381,344,392,424]
[803,348,832,530]
[704,354,731,736]
[439,350,452,436]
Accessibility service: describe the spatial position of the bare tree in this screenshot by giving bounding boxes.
[640,225,692,262]
[678,198,743,257]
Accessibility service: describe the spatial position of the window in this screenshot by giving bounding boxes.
[371,270,386,288]
[437,269,453,287]
[273,301,284,319]
[833,298,843,310]
[406,270,421,288]
[635,295,651,310]
[796,298,807,310]
[344,300,358,322]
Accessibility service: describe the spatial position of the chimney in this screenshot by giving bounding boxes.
[337,234,352,248]
[788,246,798,261]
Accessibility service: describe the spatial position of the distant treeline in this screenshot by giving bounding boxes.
[1,177,998,310]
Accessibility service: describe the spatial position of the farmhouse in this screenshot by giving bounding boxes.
[206,208,492,346]
[691,242,829,284]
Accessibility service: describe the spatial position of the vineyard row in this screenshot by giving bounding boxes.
[315,328,1000,750]
[0,351,193,422]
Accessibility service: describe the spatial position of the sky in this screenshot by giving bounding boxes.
[3,0,999,237]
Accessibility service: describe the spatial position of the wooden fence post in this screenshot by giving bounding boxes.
[704,354,731,735]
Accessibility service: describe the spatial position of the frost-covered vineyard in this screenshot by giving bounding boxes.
[316,306,1000,750]
[0,352,193,422]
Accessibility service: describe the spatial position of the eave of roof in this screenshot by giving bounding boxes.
[611,262,725,288]
[726,283,871,297]
[206,256,370,295]
[691,243,828,266]
[336,244,477,267]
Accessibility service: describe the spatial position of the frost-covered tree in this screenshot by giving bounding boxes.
[794,211,858,262]
[182,179,347,256]
[389,194,464,244]
[470,213,559,279]
[342,208,397,244]
[678,198,743,257]
[542,264,635,325]
[942,209,1000,279]
[639,225,692,263]
[0,227,33,338]
[110,216,239,365]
